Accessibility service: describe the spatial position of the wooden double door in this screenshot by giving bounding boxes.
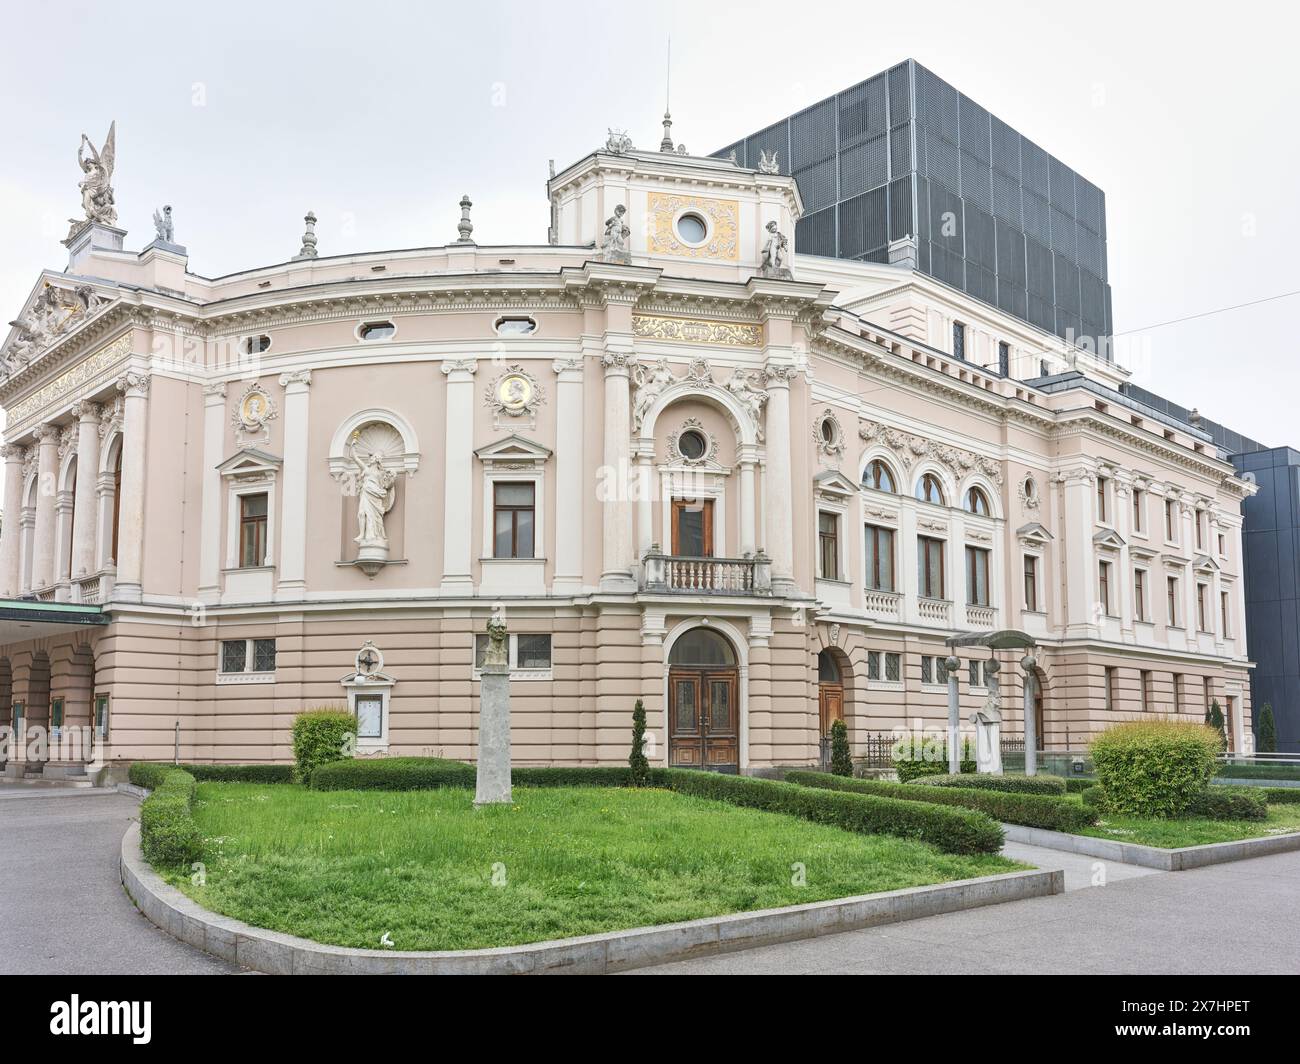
[668,668,739,773]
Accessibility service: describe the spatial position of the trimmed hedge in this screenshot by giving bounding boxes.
[291,709,356,785]
[1261,787,1300,805]
[1090,721,1220,819]
[788,770,1097,833]
[128,762,173,791]
[911,772,1066,796]
[311,759,675,791]
[138,768,202,867]
[892,735,976,783]
[665,769,1003,855]
[1064,778,1097,793]
[1185,786,1268,822]
[180,763,294,784]
[1081,785,1106,810]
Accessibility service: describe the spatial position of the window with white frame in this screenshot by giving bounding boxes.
[818,511,840,580]
[967,659,986,688]
[1132,488,1146,534]
[866,650,902,685]
[864,525,895,592]
[1166,575,1180,627]
[966,545,990,606]
[473,633,553,679]
[918,536,945,599]
[920,654,950,687]
[218,637,277,682]
[1134,567,1148,622]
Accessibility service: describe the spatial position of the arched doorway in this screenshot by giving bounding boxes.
[26,652,51,767]
[817,648,845,737]
[668,627,738,773]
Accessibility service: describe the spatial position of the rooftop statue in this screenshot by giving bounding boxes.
[759,221,792,279]
[152,205,174,243]
[67,123,117,236]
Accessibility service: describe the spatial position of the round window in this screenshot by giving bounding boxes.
[678,429,707,461]
[675,213,707,244]
[820,418,836,444]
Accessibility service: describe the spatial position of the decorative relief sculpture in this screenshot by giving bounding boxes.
[759,221,792,279]
[604,128,634,154]
[666,418,719,466]
[969,658,1003,774]
[631,314,761,348]
[647,193,738,261]
[757,149,780,174]
[4,283,110,377]
[484,364,545,431]
[600,203,631,264]
[724,367,768,442]
[152,205,175,243]
[858,419,1003,486]
[66,123,117,237]
[631,358,675,434]
[232,382,277,443]
[813,408,846,465]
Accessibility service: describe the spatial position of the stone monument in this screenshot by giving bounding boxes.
[969,657,1003,774]
[474,608,512,806]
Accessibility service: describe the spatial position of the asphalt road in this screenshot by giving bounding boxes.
[0,788,239,975]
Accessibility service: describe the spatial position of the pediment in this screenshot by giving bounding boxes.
[814,469,859,498]
[1016,521,1054,547]
[1093,528,1126,550]
[2,273,116,372]
[217,447,282,478]
[1192,553,1221,573]
[475,433,552,465]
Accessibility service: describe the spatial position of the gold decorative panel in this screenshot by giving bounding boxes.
[632,315,761,348]
[647,193,739,261]
[6,332,133,424]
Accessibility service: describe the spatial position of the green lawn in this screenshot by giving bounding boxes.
[167,782,1021,951]
[1075,800,1300,849]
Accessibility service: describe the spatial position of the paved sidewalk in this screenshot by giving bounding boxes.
[1002,840,1160,891]
[630,848,1300,974]
[0,790,239,974]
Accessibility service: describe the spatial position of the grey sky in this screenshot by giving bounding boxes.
[2,0,1296,446]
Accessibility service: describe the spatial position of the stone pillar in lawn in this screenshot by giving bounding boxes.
[475,611,512,806]
[1021,652,1039,776]
[945,655,961,774]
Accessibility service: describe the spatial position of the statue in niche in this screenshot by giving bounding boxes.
[631,358,674,434]
[759,221,791,279]
[600,203,631,263]
[348,432,397,555]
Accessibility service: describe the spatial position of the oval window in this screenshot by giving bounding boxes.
[359,321,396,341]
[820,418,837,444]
[495,315,537,336]
[243,334,271,354]
[678,429,707,461]
[675,213,707,243]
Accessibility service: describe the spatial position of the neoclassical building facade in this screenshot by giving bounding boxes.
[0,127,1255,775]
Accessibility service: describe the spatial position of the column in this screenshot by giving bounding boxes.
[1021,653,1039,776]
[197,384,226,602]
[1060,469,1098,638]
[551,358,585,595]
[31,424,59,592]
[112,372,150,603]
[70,402,102,583]
[634,451,654,559]
[945,655,961,774]
[738,448,758,557]
[599,349,636,592]
[1114,481,1134,641]
[440,359,477,593]
[0,445,25,597]
[1182,503,1199,650]
[277,370,312,597]
[762,363,796,594]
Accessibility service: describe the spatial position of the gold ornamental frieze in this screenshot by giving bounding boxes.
[5,332,134,424]
[632,314,761,348]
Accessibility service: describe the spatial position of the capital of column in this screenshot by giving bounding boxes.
[600,350,636,376]
[278,369,313,390]
[116,371,151,399]
[202,381,228,402]
[71,400,102,424]
[440,358,478,381]
[1,443,25,462]
[34,423,59,444]
[762,362,796,389]
[552,357,585,381]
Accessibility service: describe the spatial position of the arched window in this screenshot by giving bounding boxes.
[964,486,991,515]
[668,627,736,667]
[916,473,945,506]
[863,459,896,493]
[817,648,841,683]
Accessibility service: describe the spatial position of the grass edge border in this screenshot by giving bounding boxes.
[1000,822,1300,871]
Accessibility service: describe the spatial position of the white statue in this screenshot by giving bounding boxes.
[759,221,791,278]
[348,436,397,551]
[68,123,117,235]
[968,658,1003,774]
[725,368,769,442]
[757,149,780,175]
[600,203,631,262]
[631,358,674,433]
[152,205,174,243]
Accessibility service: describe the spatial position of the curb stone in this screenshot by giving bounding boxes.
[1001,823,1300,871]
[120,822,1063,974]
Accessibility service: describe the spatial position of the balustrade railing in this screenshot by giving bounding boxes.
[641,548,772,595]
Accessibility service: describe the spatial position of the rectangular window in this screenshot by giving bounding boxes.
[1096,477,1108,523]
[493,482,536,559]
[1221,590,1231,637]
[1197,584,1209,632]
[220,638,277,675]
[818,511,840,580]
[1165,498,1177,542]
[1098,560,1112,615]
[239,493,268,568]
[1167,576,1179,626]
[968,659,983,687]
[965,545,990,606]
[864,525,895,592]
[253,638,277,672]
[1105,667,1118,711]
[1217,533,1226,557]
[474,633,553,675]
[50,696,64,737]
[1134,569,1147,622]
[355,694,383,739]
[221,639,247,673]
[884,652,901,682]
[1195,511,1206,551]
[920,656,933,685]
[671,498,713,557]
[1132,489,1145,533]
[1140,670,1153,712]
[867,651,881,681]
[1023,554,1039,611]
[952,321,966,360]
[918,536,945,599]
[94,694,109,738]
[997,341,1010,377]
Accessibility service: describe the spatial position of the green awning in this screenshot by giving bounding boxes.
[0,599,108,645]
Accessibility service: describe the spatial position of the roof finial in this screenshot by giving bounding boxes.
[660,36,675,153]
[456,194,475,244]
[293,210,318,260]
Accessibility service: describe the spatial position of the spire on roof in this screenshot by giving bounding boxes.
[293,210,318,260]
[456,195,475,244]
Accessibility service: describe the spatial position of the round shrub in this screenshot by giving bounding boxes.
[1089,720,1220,819]
[911,772,1066,796]
[291,708,356,785]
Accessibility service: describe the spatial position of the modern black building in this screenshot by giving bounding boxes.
[715,58,1113,353]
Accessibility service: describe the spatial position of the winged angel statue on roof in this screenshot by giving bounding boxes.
[67,122,117,236]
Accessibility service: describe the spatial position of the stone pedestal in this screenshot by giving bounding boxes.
[475,662,512,806]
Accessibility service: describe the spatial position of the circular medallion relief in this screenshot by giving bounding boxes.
[496,373,533,413]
